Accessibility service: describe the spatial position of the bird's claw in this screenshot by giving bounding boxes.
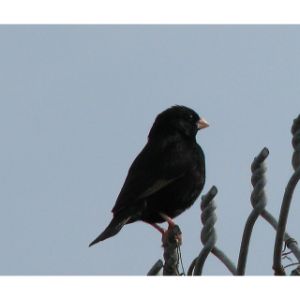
[162,223,182,246]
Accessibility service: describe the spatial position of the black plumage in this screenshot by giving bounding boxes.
[89,105,208,247]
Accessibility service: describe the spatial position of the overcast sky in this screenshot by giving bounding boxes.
[0,25,300,275]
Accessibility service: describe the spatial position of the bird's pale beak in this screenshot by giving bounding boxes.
[197,118,209,130]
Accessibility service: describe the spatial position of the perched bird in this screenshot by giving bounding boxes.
[89,105,209,247]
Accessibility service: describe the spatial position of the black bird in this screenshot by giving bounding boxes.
[89,105,209,247]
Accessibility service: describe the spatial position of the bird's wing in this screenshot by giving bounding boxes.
[111,141,189,215]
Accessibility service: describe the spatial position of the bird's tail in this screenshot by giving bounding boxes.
[89,215,130,247]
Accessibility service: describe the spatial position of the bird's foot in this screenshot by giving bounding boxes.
[162,222,182,246]
[149,221,182,246]
[158,213,182,246]
[148,213,182,245]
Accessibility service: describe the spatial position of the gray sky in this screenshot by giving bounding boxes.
[0,25,300,275]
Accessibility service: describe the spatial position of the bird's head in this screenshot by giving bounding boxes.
[148,105,209,140]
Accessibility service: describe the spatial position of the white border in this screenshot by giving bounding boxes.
[0,0,300,23]
[0,277,298,300]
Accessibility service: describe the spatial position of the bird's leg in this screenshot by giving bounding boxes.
[145,214,182,245]
[144,213,175,235]
[148,222,165,235]
[159,212,176,227]
[159,212,182,245]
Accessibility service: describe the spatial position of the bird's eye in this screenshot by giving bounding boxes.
[189,114,194,119]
